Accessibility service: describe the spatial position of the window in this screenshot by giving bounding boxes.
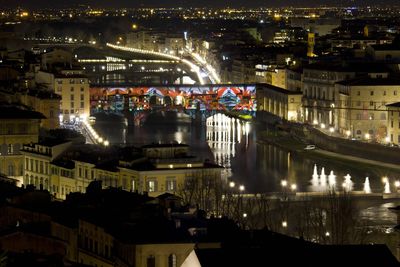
[132,179,135,191]
[148,180,157,192]
[71,95,74,101]
[356,113,361,120]
[81,94,84,101]
[7,144,13,154]
[57,80,63,85]
[79,167,82,177]
[71,102,74,108]
[370,101,374,106]
[70,109,74,114]
[356,130,362,135]
[8,164,14,176]
[383,91,386,96]
[395,91,398,96]
[166,180,176,191]
[81,87,84,91]
[147,255,155,267]
[391,121,394,128]
[71,87,74,92]
[370,91,374,96]
[81,102,84,108]
[168,254,177,267]
[40,161,43,174]
[357,91,360,96]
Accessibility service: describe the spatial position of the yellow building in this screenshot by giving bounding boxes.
[255,66,286,89]
[50,159,75,199]
[335,76,400,141]
[0,88,61,129]
[35,70,90,122]
[78,219,115,267]
[21,90,61,129]
[38,144,224,200]
[256,84,303,121]
[387,103,400,144]
[21,140,72,191]
[0,106,44,186]
[51,220,78,263]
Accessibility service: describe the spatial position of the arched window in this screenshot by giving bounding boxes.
[44,179,48,190]
[8,163,14,176]
[168,254,177,267]
[147,255,155,267]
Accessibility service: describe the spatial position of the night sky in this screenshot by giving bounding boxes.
[0,0,391,8]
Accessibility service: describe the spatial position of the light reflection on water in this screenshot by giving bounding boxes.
[95,112,400,195]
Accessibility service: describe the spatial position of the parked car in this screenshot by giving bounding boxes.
[304,145,316,150]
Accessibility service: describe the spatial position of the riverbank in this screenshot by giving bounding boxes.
[258,130,400,173]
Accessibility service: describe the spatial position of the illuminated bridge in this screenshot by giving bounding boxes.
[74,46,199,84]
[90,84,257,124]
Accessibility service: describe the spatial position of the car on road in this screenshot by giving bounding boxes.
[304,145,316,150]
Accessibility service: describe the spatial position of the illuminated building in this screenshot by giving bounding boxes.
[35,70,90,122]
[0,106,44,186]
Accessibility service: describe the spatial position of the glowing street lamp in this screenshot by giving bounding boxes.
[229,181,235,188]
[282,221,287,228]
[104,140,109,147]
[325,231,330,237]
[281,180,288,187]
[291,184,297,191]
[239,185,245,192]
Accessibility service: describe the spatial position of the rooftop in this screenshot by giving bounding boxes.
[336,76,400,86]
[0,105,45,119]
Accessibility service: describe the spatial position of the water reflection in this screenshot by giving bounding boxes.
[94,112,400,194]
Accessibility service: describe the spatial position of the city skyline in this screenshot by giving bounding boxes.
[0,0,393,8]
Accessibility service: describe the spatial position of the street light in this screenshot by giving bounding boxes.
[281,180,288,187]
[325,231,330,237]
[282,221,287,228]
[239,185,245,192]
[243,213,247,218]
[394,180,400,189]
[290,183,297,191]
[229,181,235,188]
[104,140,109,147]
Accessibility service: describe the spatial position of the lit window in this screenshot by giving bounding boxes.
[7,144,13,154]
[169,164,174,169]
[187,164,192,168]
[148,180,156,192]
[167,180,176,191]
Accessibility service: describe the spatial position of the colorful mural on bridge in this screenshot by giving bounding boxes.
[90,85,257,112]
